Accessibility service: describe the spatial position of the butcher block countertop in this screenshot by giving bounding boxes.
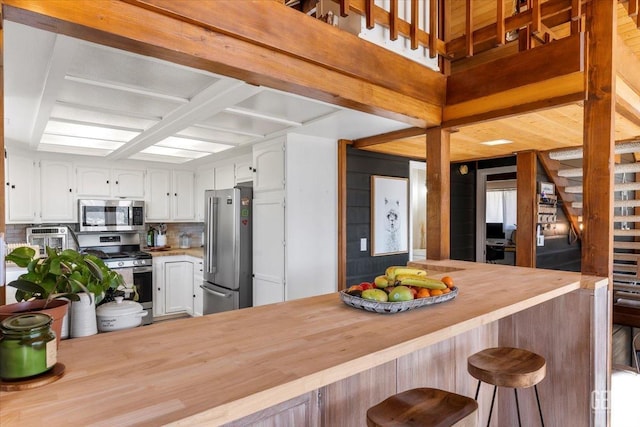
[145,247,204,258]
[0,260,606,426]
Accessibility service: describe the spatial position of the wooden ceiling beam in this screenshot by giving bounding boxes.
[443,33,585,127]
[126,0,445,106]
[2,0,442,127]
[353,127,426,148]
[616,35,640,127]
[447,33,584,105]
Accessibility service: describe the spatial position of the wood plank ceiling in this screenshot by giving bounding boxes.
[359,1,640,163]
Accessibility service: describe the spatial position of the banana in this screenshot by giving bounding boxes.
[374,275,393,288]
[395,275,447,290]
[385,266,428,281]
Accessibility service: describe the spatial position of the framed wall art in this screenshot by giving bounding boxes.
[371,175,409,256]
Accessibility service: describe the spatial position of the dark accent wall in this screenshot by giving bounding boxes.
[450,162,476,261]
[346,146,409,285]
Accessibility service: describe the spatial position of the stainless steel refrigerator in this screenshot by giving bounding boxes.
[202,186,253,315]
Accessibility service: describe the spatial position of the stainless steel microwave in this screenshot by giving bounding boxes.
[78,200,145,232]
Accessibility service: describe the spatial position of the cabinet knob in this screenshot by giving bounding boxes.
[116,181,119,185]
[69,188,72,193]
[166,192,170,196]
[11,184,15,189]
[157,288,161,291]
[106,180,109,184]
[174,193,177,196]
[252,168,257,172]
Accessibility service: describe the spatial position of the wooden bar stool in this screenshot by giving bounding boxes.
[367,387,478,427]
[467,347,546,427]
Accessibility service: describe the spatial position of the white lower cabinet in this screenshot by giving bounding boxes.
[153,256,194,317]
[189,256,204,317]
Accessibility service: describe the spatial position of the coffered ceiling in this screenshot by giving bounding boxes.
[3,21,408,165]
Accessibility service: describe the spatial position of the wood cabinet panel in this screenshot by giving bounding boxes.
[321,360,396,426]
[222,391,319,427]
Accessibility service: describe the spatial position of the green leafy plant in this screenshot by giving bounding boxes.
[5,246,125,307]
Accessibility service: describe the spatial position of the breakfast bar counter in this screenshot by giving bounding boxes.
[0,260,609,426]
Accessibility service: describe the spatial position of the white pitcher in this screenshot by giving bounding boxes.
[70,292,98,338]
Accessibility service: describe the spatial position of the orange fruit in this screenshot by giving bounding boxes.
[430,289,444,296]
[441,288,451,294]
[416,288,431,298]
[441,276,454,288]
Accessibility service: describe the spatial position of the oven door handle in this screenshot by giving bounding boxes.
[200,285,232,298]
[133,266,153,273]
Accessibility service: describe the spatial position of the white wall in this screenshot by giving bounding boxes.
[285,133,337,300]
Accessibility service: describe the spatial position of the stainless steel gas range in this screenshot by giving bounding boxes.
[77,232,153,325]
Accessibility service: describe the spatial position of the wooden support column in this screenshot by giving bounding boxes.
[582,0,616,281]
[516,151,537,268]
[337,139,350,291]
[426,127,450,260]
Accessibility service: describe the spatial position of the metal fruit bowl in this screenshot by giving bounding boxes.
[339,287,458,314]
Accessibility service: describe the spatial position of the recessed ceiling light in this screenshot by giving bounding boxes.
[480,139,513,146]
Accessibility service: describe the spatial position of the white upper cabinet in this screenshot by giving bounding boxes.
[112,169,145,198]
[195,168,214,222]
[235,160,253,184]
[40,160,75,222]
[5,153,38,223]
[172,170,195,221]
[146,168,195,222]
[145,169,172,221]
[76,167,144,199]
[252,137,285,193]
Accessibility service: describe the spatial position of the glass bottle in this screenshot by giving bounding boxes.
[0,313,57,380]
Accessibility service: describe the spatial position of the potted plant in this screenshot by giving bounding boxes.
[1,246,125,344]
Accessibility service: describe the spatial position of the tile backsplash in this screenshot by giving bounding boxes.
[5,223,205,249]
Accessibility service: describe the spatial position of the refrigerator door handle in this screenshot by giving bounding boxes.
[200,285,232,298]
[206,195,218,275]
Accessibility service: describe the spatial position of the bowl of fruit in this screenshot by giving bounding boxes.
[339,266,458,314]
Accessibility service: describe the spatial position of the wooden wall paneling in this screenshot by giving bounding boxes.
[592,284,612,427]
[453,323,499,426]
[516,151,537,267]
[2,0,441,128]
[582,0,616,280]
[338,140,350,291]
[498,289,603,426]
[321,361,396,426]
[396,338,455,393]
[222,391,320,427]
[426,128,451,260]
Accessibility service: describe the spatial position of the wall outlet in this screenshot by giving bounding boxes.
[360,238,367,252]
[537,235,545,246]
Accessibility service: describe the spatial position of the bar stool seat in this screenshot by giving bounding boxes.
[467,347,546,427]
[367,387,478,427]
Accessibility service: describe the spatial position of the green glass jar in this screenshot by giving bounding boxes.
[0,313,57,380]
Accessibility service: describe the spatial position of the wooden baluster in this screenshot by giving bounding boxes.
[531,0,541,34]
[465,0,473,56]
[629,0,639,27]
[339,0,349,17]
[365,0,374,29]
[496,0,505,45]
[411,0,419,50]
[570,0,582,35]
[429,0,437,57]
[518,26,530,51]
[390,0,398,41]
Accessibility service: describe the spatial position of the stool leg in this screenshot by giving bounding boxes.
[475,380,482,400]
[486,385,497,427]
[514,389,522,427]
[534,384,545,427]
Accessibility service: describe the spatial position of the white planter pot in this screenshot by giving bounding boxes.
[96,297,147,332]
[70,292,98,338]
